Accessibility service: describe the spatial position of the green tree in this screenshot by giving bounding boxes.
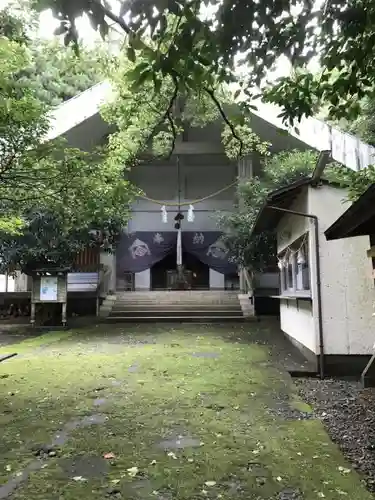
[1,5,108,106]
[0,35,135,269]
[100,52,268,172]
[218,150,318,270]
[31,0,375,124]
[17,39,108,106]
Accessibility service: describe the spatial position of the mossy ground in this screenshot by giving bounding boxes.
[0,323,372,499]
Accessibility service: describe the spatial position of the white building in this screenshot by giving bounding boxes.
[251,178,375,376]
[3,81,375,323]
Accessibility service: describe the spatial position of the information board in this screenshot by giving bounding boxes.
[40,276,58,301]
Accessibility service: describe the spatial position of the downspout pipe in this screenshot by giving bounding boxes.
[267,205,325,379]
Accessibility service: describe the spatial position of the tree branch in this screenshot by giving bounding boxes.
[141,75,179,159]
[91,0,133,35]
[203,86,244,159]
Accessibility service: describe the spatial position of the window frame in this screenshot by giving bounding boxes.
[279,234,311,298]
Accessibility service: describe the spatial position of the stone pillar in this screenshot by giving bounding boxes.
[237,155,253,293]
[100,251,116,293]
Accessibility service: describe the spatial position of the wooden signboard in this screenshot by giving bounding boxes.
[30,272,68,326]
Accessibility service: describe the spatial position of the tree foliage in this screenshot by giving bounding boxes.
[31,0,375,125]
[17,39,108,106]
[0,35,135,270]
[1,5,108,106]
[218,150,319,271]
[324,163,375,202]
[101,53,267,169]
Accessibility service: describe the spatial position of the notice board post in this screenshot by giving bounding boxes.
[30,268,69,326]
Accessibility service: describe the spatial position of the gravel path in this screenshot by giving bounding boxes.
[296,378,375,492]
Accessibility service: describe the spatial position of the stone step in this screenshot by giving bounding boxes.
[116,294,238,301]
[100,290,247,322]
[109,310,243,318]
[105,316,247,323]
[114,301,240,305]
[111,304,242,311]
[115,292,239,298]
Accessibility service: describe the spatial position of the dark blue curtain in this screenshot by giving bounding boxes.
[182,232,237,274]
[117,232,177,273]
[116,231,237,275]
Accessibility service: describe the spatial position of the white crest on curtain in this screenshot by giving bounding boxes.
[207,238,229,259]
[130,239,151,259]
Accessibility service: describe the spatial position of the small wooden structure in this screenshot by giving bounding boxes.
[29,266,69,326]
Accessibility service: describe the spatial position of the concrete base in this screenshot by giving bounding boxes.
[283,331,318,366]
[283,329,372,379]
[238,294,255,317]
[98,294,117,318]
[322,355,372,379]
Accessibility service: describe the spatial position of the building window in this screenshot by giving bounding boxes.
[279,235,310,296]
[287,252,295,289]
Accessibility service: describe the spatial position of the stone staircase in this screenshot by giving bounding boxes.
[101,291,248,322]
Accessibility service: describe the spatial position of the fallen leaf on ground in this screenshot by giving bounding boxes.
[150,460,157,465]
[276,476,282,482]
[205,481,216,487]
[338,467,351,475]
[73,476,87,482]
[111,479,120,485]
[104,452,116,459]
[127,466,139,477]
[167,452,177,460]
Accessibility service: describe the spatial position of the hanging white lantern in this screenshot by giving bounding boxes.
[187,204,195,222]
[277,259,283,270]
[161,205,168,223]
